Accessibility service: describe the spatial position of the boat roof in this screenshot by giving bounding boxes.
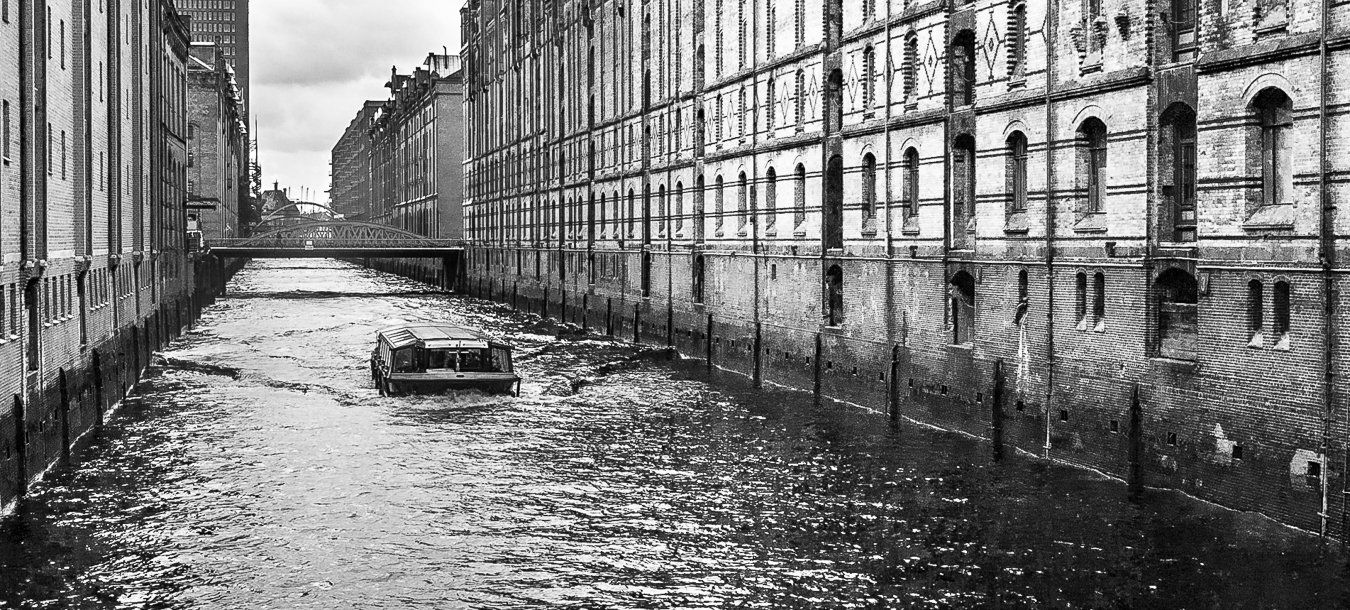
[377,325,495,350]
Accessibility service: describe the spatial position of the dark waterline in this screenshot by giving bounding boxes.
[0,259,1346,609]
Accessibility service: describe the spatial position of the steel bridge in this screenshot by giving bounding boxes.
[208,220,465,259]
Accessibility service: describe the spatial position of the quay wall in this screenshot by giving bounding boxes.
[462,248,1346,538]
[0,256,246,516]
[455,0,1350,538]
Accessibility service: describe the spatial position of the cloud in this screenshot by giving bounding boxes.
[251,0,460,201]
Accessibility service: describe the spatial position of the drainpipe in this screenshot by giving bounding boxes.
[751,0,763,387]
[1317,0,1334,540]
[884,3,896,355]
[1043,0,1059,459]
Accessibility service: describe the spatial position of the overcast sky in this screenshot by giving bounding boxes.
[252,0,460,204]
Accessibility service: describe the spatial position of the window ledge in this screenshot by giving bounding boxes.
[950,342,974,351]
[1008,77,1027,90]
[1004,227,1030,235]
[1074,213,1108,234]
[793,230,807,238]
[1244,204,1295,231]
[1248,333,1265,349]
[1275,335,1291,351]
[1255,21,1288,37]
[1093,321,1106,333]
[1150,356,1198,373]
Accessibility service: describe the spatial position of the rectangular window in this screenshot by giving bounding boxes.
[1093,272,1106,330]
[2,100,9,161]
[906,149,920,217]
[1076,272,1088,326]
[1274,280,1291,345]
[1248,280,1264,343]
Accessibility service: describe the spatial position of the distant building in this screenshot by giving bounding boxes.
[369,54,464,240]
[176,0,250,118]
[330,101,383,220]
[154,1,193,284]
[186,43,247,241]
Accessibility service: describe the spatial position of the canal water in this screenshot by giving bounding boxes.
[1,259,1347,609]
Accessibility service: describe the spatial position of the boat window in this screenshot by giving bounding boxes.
[491,346,513,373]
[425,349,487,372]
[391,348,417,373]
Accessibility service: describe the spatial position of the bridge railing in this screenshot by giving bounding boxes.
[208,237,458,249]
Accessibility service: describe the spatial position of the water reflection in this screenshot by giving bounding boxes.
[0,259,1345,609]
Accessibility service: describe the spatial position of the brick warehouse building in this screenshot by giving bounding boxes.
[0,0,236,515]
[459,0,1350,536]
[330,101,383,220]
[186,41,247,240]
[360,53,465,284]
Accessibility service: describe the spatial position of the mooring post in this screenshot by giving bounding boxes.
[813,333,824,403]
[705,314,714,372]
[992,359,1006,462]
[1128,383,1144,500]
[58,369,71,464]
[889,345,903,421]
[753,322,763,388]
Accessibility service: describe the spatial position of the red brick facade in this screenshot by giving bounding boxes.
[0,0,236,515]
[460,0,1350,536]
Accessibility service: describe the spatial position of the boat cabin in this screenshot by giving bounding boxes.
[371,325,521,396]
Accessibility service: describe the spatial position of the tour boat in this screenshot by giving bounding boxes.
[370,325,522,396]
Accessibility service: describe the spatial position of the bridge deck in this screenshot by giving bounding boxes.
[210,247,463,259]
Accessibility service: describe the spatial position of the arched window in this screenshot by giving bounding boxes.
[1007,132,1028,213]
[794,0,806,47]
[766,76,776,129]
[1255,88,1293,207]
[862,46,876,110]
[861,153,877,222]
[765,167,778,229]
[1247,279,1264,344]
[1273,280,1291,348]
[903,34,919,102]
[599,193,607,238]
[628,189,637,237]
[1016,269,1030,324]
[766,0,777,59]
[905,148,920,217]
[695,174,707,241]
[715,175,726,231]
[794,163,807,228]
[1008,4,1028,78]
[1076,272,1088,326]
[675,181,685,232]
[1078,118,1109,213]
[658,185,668,236]
[738,172,749,230]
[1157,268,1198,361]
[826,265,845,326]
[1093,272,1106,329]
[950,271,976,345]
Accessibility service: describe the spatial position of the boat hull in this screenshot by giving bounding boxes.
[380,371,521,396]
